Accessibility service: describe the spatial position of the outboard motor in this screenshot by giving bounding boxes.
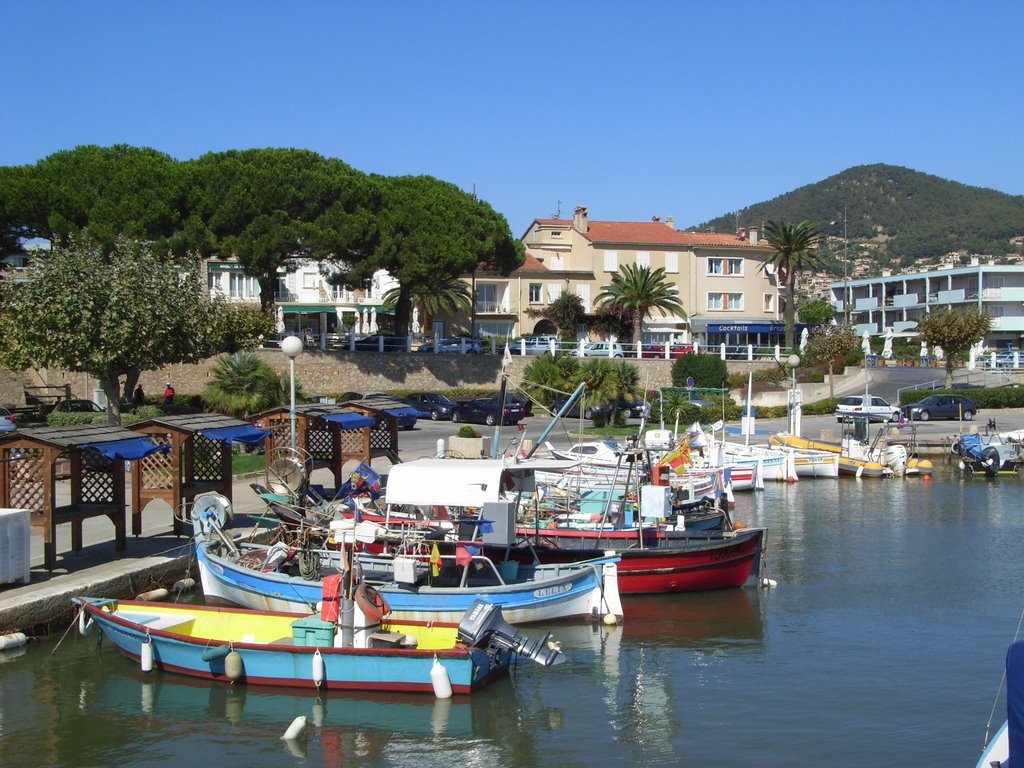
[981,445,1002,475]
[457,599,567,667]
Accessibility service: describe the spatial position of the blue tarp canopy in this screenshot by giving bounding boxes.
[198,424,270,445]
[81,438,169,461]
[319,412,376,429]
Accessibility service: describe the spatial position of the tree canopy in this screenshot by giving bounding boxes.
[916,307,992,387]
[0,144,186,255]
[0,235,273,421]
[594,264,686,344]
[805,325,858,398]
[335,175,523,336]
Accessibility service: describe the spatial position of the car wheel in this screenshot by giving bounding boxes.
[485,414,496,426]
[918,410,930,422]
[452,412,461,423]
[963,410,974,421]
[430,411,440,421]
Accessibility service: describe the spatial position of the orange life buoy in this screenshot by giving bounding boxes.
[355,582,391,622]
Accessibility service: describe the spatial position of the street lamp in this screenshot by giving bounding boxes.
[787,353,801,436]
[280,335,303,452]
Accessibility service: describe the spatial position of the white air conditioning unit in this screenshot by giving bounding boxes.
[0,508,31,585]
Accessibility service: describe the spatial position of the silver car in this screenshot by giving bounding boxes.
[835,395,901,423]
[576,341,625,358]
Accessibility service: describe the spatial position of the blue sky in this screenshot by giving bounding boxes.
[3,1,1022,236]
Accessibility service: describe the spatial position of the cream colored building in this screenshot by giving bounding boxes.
[470,206,784,348]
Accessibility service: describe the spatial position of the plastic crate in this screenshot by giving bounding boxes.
[291,616,336,646]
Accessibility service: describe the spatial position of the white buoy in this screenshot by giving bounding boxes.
[602,613,618,626]
[224,650,243,681]
[140,638,154,673]
[78,610,94,636]
[312,649,325,687]
[760,577,778,588]
[135,587,170,602]
[172,578,196,593]
[282,715,307,741]
[431,655,453,698]
[0,632,28,650]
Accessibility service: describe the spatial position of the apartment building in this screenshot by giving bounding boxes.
[830,258,1024,347]
[471,206,782,347]
[205,259,394,336]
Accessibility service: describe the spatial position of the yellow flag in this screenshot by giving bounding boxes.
[430,543,442,577]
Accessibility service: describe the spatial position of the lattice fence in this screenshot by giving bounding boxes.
[4,447,44,514]
[139,433,173,490]
[81,450,115,502]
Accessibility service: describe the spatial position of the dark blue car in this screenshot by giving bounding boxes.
[451,397,525,426]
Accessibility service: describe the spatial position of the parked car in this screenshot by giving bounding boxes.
[502,391,534,417]
[640,343,693,359]
[451,397,525,426]
[404,392,459,421]
[510,336,558,355]
[0,406,17,433]
[834,395,901,423]
[549,395,642,420]
[51,399,105,413]
[416,337,483,354]
[350,334,406,352]
[900,394,977,421]
[575,341,625,358]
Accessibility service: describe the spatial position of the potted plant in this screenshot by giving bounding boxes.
[448,425,489,458]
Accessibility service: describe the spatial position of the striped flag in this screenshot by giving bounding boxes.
[656,438,691,472]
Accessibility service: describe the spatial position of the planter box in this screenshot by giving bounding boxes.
[448,435,490,458]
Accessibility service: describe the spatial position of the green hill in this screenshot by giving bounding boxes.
[694,164,1024,272]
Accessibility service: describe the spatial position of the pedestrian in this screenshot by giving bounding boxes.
[133,384,145,405]
[163,382,175,405]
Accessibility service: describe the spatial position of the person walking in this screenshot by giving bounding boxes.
[163,382,175,405]
[133,385,145,405]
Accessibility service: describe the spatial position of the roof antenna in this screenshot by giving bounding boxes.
[553,200,562,219]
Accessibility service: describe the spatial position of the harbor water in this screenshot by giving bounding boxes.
[1,467,1022,767]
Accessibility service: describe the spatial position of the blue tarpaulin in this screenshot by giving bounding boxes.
[198,424,270,445]
[319,412,376,429]
[81,438,169,461]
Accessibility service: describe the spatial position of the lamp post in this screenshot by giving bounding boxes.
[787,353,801,436]
[280,335,303,452]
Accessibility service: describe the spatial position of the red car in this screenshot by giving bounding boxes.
[641,343,693,359]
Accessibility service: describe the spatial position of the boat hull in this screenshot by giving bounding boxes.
[508,528,765,594]
[75,598,508,695]
[196,541,621,624]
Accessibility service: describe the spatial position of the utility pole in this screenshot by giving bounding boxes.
[843,207,851,327]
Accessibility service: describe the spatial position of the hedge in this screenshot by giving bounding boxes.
[898,386,1024,409]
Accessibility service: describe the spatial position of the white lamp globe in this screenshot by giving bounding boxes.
[787,353,800,368]
[281,336,304,359]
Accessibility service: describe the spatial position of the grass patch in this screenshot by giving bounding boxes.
[231,453,266,476]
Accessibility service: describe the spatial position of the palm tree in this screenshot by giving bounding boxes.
[761,220,822,349]
[581,359,641,426]
[204,351,294,418]
[383,278,472,336]
[594,264,686,344]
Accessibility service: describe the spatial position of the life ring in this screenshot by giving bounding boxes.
[354,583,391,622]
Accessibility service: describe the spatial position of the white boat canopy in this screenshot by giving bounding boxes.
[384,458,577,508]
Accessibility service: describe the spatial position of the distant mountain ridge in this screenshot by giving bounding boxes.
[693,164,1024,273]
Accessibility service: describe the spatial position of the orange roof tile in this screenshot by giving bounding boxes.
[527,216,769,249]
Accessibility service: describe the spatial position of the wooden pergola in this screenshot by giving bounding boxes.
[0,424,168,570]
[251,400,412,490]
[128,413,269,536]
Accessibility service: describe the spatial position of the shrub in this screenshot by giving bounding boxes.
[671,354,728,389]
[456,425,481,438]
[48,412,106,426]
[120,405,165,425]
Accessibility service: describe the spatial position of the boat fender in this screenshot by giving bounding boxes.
[202,644,232,662]
[602,613,618,626]
[282,715,307,741]
[172,578,196,593]
[312,649,325,687]
[140,637,154,673]
[0,632,28,650]
[355,583,391,622]
[224,650,243,681]
[135,587,170,602]
[78,609,94,636]
[431,655,453,699]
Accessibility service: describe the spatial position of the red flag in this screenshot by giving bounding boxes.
[455,544,473,567]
